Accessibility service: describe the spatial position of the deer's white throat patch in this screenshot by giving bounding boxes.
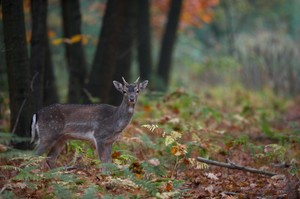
[128,107,134,114]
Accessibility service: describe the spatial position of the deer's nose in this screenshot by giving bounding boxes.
[129,96,135,103]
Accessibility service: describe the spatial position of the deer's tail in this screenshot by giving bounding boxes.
[31,114,38,143]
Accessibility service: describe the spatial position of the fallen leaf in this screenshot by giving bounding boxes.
[205,172,219,180]
[0,144,8,152]
[205,185,214,194]
[165,181,173,192]
[147,158,160,166]
[271,174,286,180]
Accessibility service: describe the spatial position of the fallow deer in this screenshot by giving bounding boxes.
[31,77,148,170]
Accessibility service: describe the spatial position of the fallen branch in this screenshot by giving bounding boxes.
[196,157,277,177]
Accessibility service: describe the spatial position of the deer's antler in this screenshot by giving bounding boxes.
[134,77,140,84]
[122,77,129,85]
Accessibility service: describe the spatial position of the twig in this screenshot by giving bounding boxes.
[12,98,27,134]
[0,184,8,194]
[170,156,179,178]
[196,157,277,177]
[30,72,39,91]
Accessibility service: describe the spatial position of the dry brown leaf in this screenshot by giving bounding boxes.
[0,144,8,152]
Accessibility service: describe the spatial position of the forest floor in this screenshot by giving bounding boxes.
[0,87,299,198]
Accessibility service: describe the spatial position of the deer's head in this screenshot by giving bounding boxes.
[113,77,148,105]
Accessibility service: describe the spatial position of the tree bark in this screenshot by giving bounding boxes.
[86,0,127,103]
[157,0,183,91]
[30,0,47,112]
[137,0,152,82]
[61,0,87,103]
[43,38,59,106]
[110,0,137,105]
[2,0,34,149]
[0,8,7,92]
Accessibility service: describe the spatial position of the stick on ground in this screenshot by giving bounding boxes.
[196,157,277,177]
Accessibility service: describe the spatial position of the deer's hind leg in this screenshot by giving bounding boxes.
[35,138,55,156]
[35,120,64,156]
[46,138,66,168]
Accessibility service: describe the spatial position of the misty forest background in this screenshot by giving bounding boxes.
[0,0,300,198]
[1,0,299,149]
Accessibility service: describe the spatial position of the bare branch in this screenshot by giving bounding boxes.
[196,157,277,177]
[12,99,27,134]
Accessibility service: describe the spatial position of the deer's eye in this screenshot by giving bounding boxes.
[136,90,139,93]
[123,90,127,94]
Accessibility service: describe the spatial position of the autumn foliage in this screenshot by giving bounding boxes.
[1,87,299,198]
[152,0,219,30]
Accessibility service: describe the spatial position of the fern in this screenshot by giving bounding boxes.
[164,131,182,146]
[52,183,73,199]
[82,185,99,199]
[156,191,180,199]
[142,124,159,132]
[187,158,209,170]
[0,165,21,171]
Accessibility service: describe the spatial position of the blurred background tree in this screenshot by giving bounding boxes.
[1,0,300,149]
[2,0,34,149]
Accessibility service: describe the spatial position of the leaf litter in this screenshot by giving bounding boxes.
[0,88,299,198]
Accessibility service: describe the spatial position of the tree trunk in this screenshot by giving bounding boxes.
[30,0,47,112]
[222,0,236,56]
[61,0,87,103]
[110,0,137,105]
[0,6,7,92]
[86,0,127,103]
[157,0,183,91]
[2,0,34,149]
[43,38,59,106]
[137,0,152,82]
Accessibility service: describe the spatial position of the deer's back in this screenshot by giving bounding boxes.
[37,104,117,132]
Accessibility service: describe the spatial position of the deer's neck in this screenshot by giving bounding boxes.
[115,97,135,119]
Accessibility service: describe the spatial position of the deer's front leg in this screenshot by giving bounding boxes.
[96,143,112,163]
[95,140,112,172]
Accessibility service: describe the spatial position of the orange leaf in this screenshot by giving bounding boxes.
[170,146,178,155]
[51,38,63,46]
[70,34,82,44]
[48,30,56,39]
[111,151,122,159]
[165,181,173,192]
[143,105,151,112]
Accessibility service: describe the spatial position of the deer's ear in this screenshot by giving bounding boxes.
[139,80,148,91]
[113,81,124,93]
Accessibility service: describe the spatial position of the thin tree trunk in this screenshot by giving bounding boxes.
[137,0,152,82]
[30,0,47,112]
[86,0,127,103]
[156,0,183,91]
[222,0,235,56]
[2,0,34,149]
[43,38,59,106]
[110,0,137,105]
[61,0,87,103]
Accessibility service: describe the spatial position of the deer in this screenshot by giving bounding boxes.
[31,77,148,171]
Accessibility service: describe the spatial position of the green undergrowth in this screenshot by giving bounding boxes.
[0,87,299,198]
